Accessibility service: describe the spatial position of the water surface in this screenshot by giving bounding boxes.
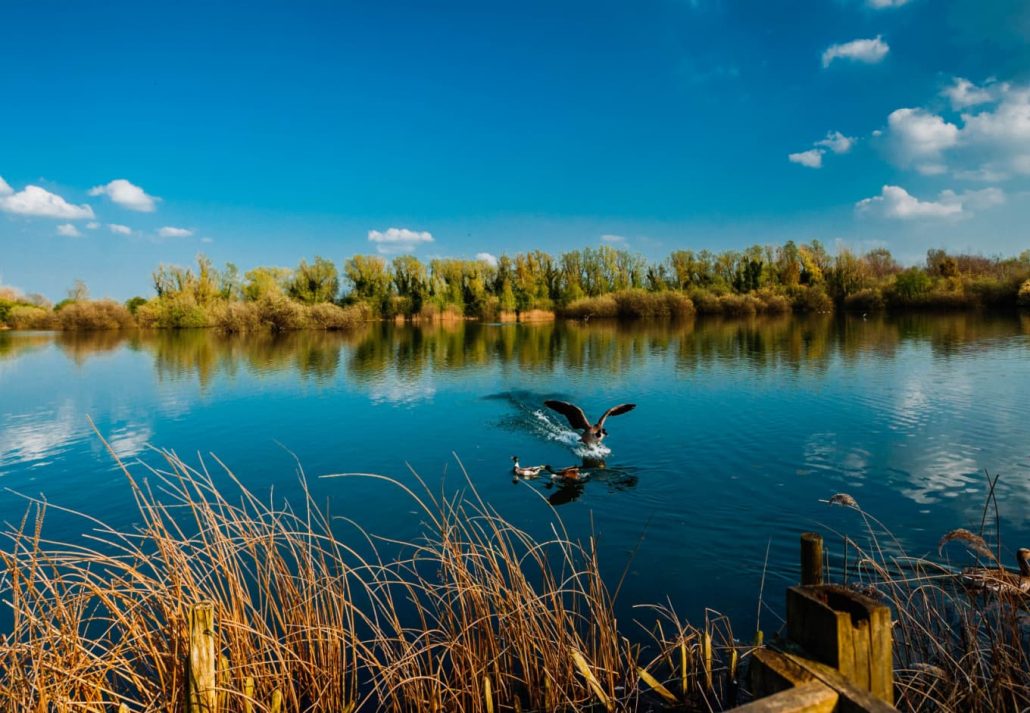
[2,313,1028,631]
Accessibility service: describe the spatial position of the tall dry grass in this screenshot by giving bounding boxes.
[0,446,738,712]
[820,482,1029,712]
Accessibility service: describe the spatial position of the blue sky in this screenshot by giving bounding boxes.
[2,0,1029,300]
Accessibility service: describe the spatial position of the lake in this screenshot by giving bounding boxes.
[1,312,1028,634]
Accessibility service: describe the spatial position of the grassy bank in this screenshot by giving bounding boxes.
[0,447,1026,711]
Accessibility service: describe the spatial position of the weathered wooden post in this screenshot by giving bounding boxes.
[187,602,218,713]
[786,585,893,705]
[801,532,824,586]
[741,532,898,712]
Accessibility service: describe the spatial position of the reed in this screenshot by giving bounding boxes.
[0,447,734,711]
[822,485,1030,712]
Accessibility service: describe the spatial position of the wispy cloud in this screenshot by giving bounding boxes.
[822,36,889,68]
[88,179,158,212]
[57,223,82,237]
[942,77,996,110]
[367,227,434,254]
[0,178,95,219]
[108,223,133,235]
[600,234,627,243]
[788,149,824,168]
[158,226,193,238]
[867,0,910,8]
[815,130,855,154]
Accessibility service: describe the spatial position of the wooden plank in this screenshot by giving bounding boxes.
[750,648,815,697]
[730,681,838,713]
[784,653,898,713]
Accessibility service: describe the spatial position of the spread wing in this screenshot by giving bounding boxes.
[544,400,592,430]
[596,403,636,428]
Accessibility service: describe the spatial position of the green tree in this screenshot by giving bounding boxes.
[344,255,393,314]
[289,256,339,304]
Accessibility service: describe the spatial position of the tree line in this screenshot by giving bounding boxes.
[2,242,1030,330]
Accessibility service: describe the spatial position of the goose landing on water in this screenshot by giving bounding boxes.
[511,456,545,478]
[544,400,636,446]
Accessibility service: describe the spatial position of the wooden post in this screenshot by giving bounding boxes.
[786,585,893,705]
[187,602,218,713]
[801,532,823,586]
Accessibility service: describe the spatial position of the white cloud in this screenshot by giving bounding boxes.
[367,227,434,254]
[822,36,890,68]
[942,77,996,110]
[855,184,1004,220]
[0,183,95,219]
[108,223,132,235]
[88,179,158,212]
[788,149,824,168]
[959,85,1030,175]
[158,226,193,238]
[885,108,960,174]
[815,130,856,154]
[952,186,1006,210]
[200,237,214,244]
[475,252,499,267]
[600,234,627,243]
[86,221,100,230]
[57,223,82,237]
[867,0,910,7]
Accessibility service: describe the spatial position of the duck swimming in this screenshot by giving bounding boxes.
[545,464,587,481]
[512,456,545,478]
[961,548,1030,596]
[544,400,636,446]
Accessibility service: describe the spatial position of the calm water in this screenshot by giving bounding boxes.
[2,313,1029,631]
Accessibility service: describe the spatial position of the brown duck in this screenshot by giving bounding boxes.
[961,548,1030,596]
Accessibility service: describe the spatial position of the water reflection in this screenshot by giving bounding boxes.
[2,312,1028,526]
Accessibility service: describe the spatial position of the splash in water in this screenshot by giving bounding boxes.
[532,409,611,459]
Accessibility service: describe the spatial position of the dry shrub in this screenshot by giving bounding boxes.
[563,291,694,320]
[791,286,834,313]
[717,293,757,317]
[212,301,262,333]
[6,305,55,329]
[255,294,307,330]
[563,294,618,319]
[688,288,723,315]
[844,288,885,313]
[517,308,556,322]
[135,296,211,328]
[57,300,135,330]
[307,303,367,330]
[754,289,791,314]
